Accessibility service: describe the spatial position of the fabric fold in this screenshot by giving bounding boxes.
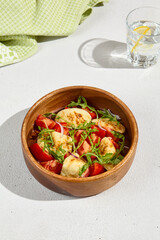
[0,0,108,66]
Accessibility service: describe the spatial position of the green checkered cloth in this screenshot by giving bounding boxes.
[0,0,108,66]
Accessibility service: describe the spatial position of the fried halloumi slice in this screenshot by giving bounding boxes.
[56,108,91,127]
[37,131,72,153]
[92,118,125,133]
[99,137,116,171]
[99,137,116,156]
[61,153,86,178]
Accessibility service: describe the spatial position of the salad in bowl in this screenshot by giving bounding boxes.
[29,96,128,178]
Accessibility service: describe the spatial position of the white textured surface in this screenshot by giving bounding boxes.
[0,0,160,239]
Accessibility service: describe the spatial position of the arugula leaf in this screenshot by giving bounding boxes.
[38,128,55,154]
[79,153,94,176]
[67,121,98,153]
[111,155,124,165]
[75,121,96,130]
[38,128,55,144]
[38,126,41,131]
[111,131,124,140]
[97,109,119,123]
[68,129,77,151]
[79,151,113,176]
[74,131,88,152]
[39,138,54,152]
[97,153,113,165]
[43,112,56,119]
[37,123,66,163]
[67,96,98,117]
[110,134,125,161]
[73,124,99,152]
[58,145,66,155]
[79,162,90,176]
[67,96,87,108]
[47,145,66,164]
[39,130,66,164]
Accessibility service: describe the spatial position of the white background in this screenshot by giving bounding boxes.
[0,0,160,239]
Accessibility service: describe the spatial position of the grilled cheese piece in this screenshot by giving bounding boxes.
[37,131,72,153]
[99,137,116,171]
[61,153,86,178]
[99,137,116,156]
[56,108,91,127]
[92,118,125,133]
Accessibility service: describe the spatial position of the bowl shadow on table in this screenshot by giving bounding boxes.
[0,109,77,201]
[78,38,136,69]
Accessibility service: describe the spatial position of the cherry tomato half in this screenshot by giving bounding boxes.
[74,130,84,146]
[86,133,100,145]
[91,125,106,139]
[35,115,56,129]
[30,143,54,162]
[53,122,69,135]
[77,140,91,156]
[81,167,90,178]
[110,138,120,149]
[90,163,105,176]
[104,127,119,143]
[83,107,97,119]
[40,160,62,174]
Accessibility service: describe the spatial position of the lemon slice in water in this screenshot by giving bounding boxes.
[134,26,151,35]
[131,26,152,53]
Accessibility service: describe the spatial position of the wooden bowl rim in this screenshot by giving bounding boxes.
[21,86,138,183]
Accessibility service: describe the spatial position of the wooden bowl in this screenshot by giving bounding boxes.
[21,86,138,197]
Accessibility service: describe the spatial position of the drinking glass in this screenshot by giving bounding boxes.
[126,7,160,67]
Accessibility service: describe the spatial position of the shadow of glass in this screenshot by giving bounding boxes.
[79,38,136,68]
[0,109,76,201]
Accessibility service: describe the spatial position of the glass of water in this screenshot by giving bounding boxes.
[126,7,160,68]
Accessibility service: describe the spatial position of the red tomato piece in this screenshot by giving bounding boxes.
[91,125,106,139]
[35,115,56,129]
[64,152,70,159]
[92,134,100,144]
[74,130,84,146]
[40,160,62,174]
[90,163,105,176]
[110,138,120,149]
[86,133,100,145]
[83,107,97,119]
[53,122,69,135]
[91,155,97,160]
[81,167,90,178]
[30,143,54,162]
[77,140,91,156]
[76,132,98,160]
[92,125,119,143]
[85,134,99,160]
[104,127,119,142]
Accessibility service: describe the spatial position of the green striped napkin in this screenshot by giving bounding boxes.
[0,0,108,66]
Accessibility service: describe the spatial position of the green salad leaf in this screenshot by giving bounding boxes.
[47,145,66,164]
[43,112,56,119]
[97,109,119,123]
[67,96,98,117]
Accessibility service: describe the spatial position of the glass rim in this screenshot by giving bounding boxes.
[126,6,160,37]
